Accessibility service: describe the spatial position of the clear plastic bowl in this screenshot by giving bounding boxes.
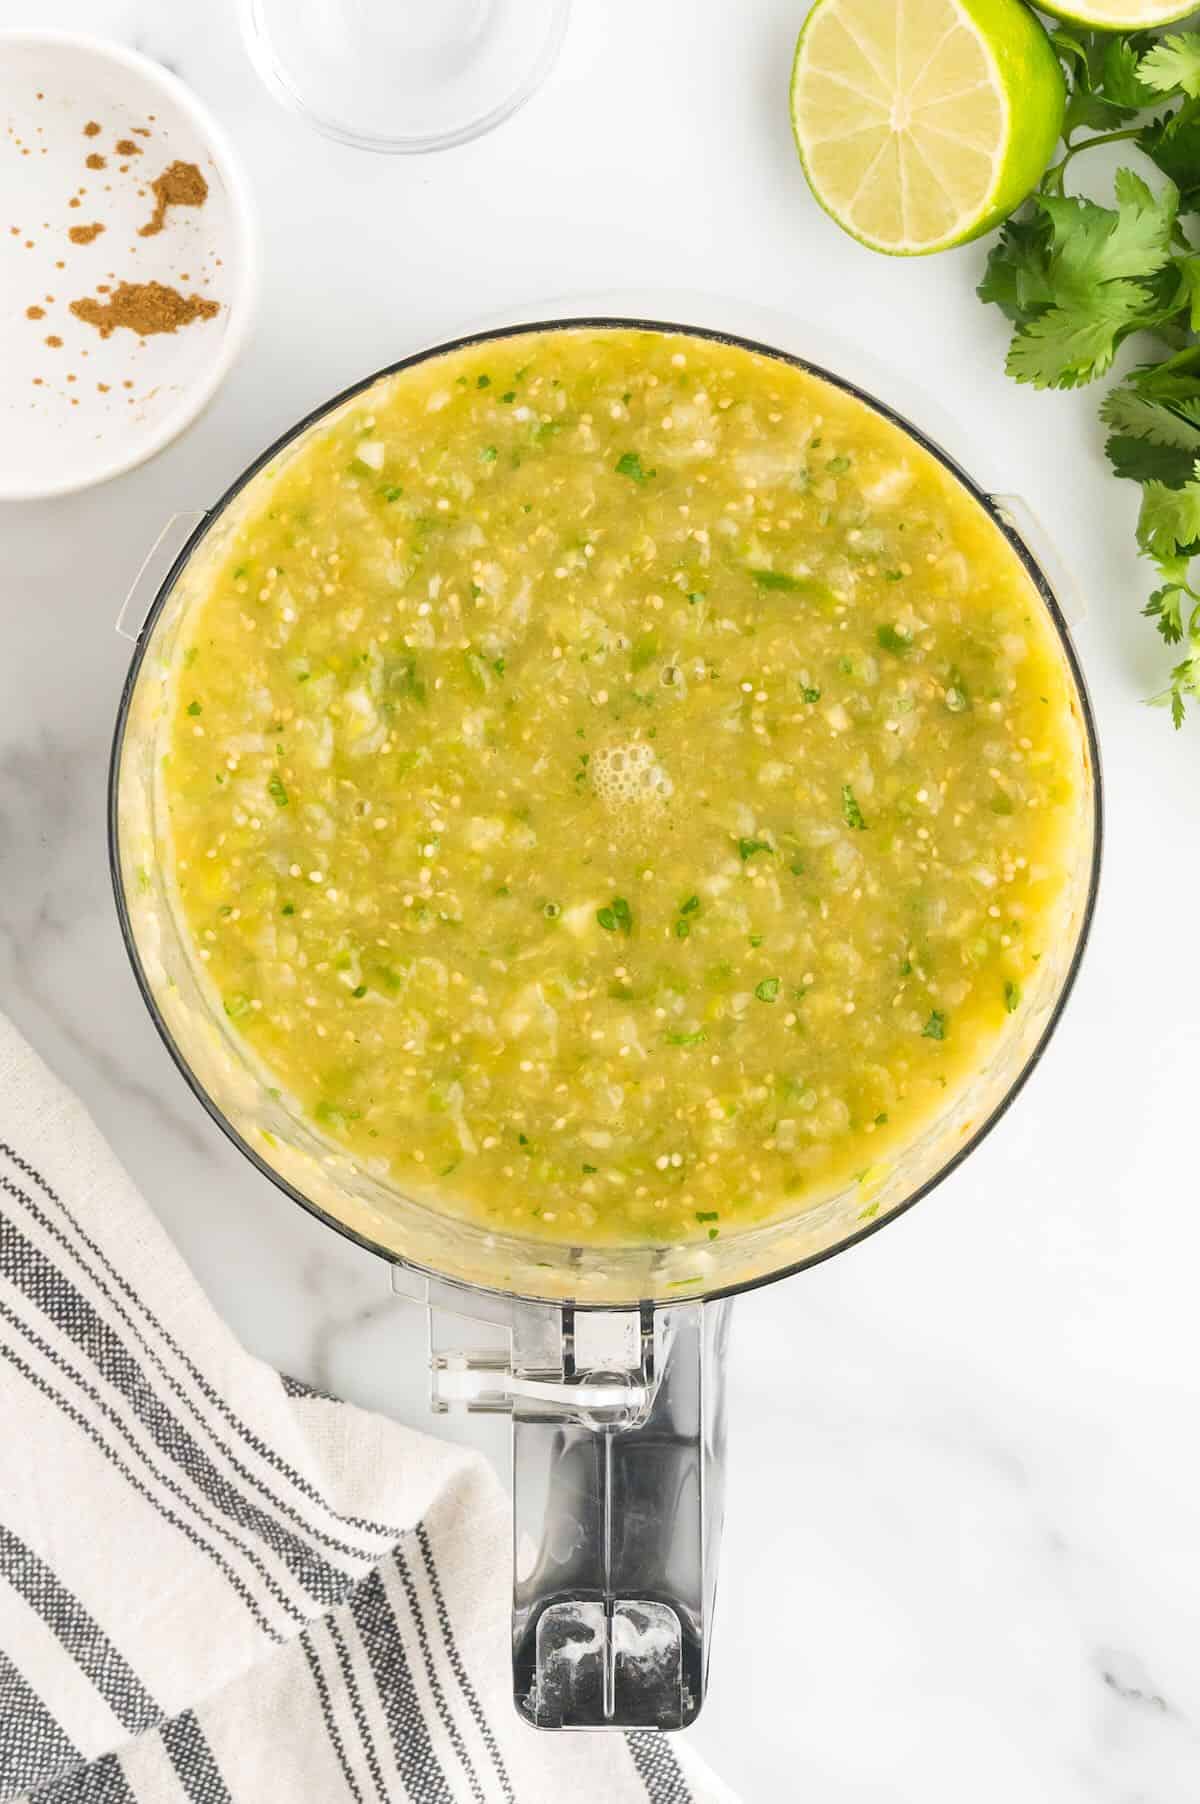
[240,0,570,154]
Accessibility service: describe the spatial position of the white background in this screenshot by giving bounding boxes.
[3,2,1200,1797]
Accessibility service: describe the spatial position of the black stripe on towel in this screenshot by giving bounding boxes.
[0,1142,401,1541]
[302,1630,366,1804]
[413,1525,514,1803]
[0,1522,159,1735]
[0,1198,354,1610]
[0,1330,281,1641]
[0,1150,377,1566]
[327,1618,391,1803]
[159,1710,234,1804]
[628,1733,695,1804]
[27,1751,137,1803]
[350,1566,455,1804]
[393,1544,487,1804]
[0,1647,79,1796]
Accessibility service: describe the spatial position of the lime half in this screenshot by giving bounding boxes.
[1038,0,1197,24]
[791,0,1066,256]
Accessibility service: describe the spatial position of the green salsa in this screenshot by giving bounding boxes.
[163,328,1087,1249]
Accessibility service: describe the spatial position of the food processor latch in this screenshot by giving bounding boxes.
[390,1266,732,1730]
[115,512,208,642]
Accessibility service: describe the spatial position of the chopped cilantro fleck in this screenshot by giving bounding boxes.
[352,984,367,998]
[383,485,403,502]
[476,374,491,388]
[186,700,202,716]
[501,390,515,403]
[801,686,821,703]
[582,1163,597,1175]
[480,445,498,463]
[738,837,772,861]
[615,451,654,483]
[755,977,781,1001]
[680,894,700,914]
[1004,979,1022,1013]
[281,902,295,916]
[922,1010,947,1041]
[876,623,913,655]
[696,1210,719,1222]
[841,784,867,831]
[267,774,288,807]
[666,1029,707,1046]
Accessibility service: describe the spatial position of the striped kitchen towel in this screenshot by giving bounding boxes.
[0,1012,732,1804]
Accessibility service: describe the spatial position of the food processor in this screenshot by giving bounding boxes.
[110,317,1102,1733]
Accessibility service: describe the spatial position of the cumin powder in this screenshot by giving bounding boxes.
[139,160,208,238]
[69,280,219,338]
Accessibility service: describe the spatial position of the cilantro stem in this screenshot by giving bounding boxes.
[1043,127,1142,194]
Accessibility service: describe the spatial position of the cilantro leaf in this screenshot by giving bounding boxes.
[1100,385,1200,449]
[977,210,1054,327]
[1138,104,1200,212]
[1144,584,1187,644]
[1053,27,1137,134]
[1107,436,1199,486]
[1138,33,1200,100]
[1101,33,1158,110]
[1006,281,1149,389]
[1177,256,1200,330]
[1137,463,1200,558]
[1041,174,1176,290]
[999,176,1178,390]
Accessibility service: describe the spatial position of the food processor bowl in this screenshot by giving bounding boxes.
[110,319,1101,1731]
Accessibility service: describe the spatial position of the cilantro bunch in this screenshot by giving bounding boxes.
[978,25,1200,726]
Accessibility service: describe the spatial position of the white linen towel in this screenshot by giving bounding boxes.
[0,1012,733,1804]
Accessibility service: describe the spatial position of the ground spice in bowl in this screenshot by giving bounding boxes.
[139,160,207,238]
[68,280,219,338]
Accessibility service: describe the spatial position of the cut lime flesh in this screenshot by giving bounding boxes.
[791,0,1066,257]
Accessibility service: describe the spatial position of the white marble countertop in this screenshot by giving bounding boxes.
[4,1,1200,1796]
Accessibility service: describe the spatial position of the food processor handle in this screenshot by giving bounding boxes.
[509,1296,732,1731]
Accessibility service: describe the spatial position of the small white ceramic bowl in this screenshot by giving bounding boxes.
[0,31,259,501]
